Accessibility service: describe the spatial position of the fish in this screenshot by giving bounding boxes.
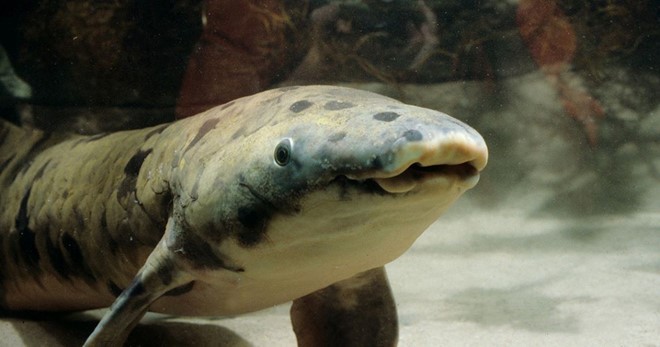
[0,85,488,346]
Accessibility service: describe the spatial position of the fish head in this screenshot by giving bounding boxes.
[235,86,488,218]
[173,86,487,277]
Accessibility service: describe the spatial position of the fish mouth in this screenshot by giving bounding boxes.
[352,140,488,194]
[371,161,480,193]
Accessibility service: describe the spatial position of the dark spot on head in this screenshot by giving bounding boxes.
[184,118,221,152]
[373,112,401,122]
[328,132,347,143]
[108,281,123,297]
[402,129,423,142]
[324,101,355,111]
[289,100,313,113]
[15,188,40,270]
[117,149,153,204]
[164,281,195,297]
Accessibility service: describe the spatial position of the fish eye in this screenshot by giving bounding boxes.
[274,138,292,166]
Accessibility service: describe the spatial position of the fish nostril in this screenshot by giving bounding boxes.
[402,129,423,142]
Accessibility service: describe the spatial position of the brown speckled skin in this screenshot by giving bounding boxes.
[0,120,172,311]
[291,267,398,347]
[0,86,487,346]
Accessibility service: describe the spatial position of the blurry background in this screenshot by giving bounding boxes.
[1,0,658,345]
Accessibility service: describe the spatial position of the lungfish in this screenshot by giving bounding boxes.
[0,85,488,346]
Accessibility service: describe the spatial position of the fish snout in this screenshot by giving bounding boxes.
[372,124,488,194]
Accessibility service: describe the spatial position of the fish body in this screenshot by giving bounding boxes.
[0,86,487,346]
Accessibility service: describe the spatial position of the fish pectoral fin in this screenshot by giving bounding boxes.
[84,237,194,347]
[290,266,399,347]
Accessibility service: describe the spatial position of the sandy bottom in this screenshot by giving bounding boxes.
[2,201,659,346]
